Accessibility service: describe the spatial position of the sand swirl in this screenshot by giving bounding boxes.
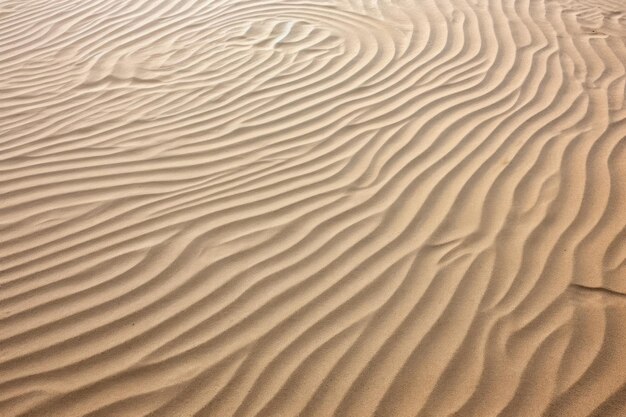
[1,0,625,416]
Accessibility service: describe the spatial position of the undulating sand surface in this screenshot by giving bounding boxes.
[1,0,626,415]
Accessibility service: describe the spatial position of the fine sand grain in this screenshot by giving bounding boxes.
[1,0,626,416]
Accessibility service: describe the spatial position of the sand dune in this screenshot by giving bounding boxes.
[1,0,625,415]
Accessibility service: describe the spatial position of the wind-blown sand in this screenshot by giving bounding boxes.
[1,0,625,415]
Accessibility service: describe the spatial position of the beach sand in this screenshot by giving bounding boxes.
[1,0,625,415]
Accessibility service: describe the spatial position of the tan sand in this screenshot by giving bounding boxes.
[1,0,625,415]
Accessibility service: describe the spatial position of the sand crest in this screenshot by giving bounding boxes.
[1,0,625,416]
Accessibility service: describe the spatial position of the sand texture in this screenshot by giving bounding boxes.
[1,0,626,415]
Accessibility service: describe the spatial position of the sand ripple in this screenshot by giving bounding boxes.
[1,0,625,416]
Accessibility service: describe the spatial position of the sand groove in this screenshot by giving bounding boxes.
[1,0,625,416]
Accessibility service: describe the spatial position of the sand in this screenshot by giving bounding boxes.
[0,0,625,416]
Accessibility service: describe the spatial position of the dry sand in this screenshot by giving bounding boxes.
[1,0,626,416]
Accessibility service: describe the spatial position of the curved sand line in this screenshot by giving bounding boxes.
[0,0,625,416]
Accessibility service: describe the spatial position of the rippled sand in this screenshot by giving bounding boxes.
[1,0,626,416]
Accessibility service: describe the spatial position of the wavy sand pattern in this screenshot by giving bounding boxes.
[1,0,626,415]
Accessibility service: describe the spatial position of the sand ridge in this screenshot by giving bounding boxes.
[0,0,625,416]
